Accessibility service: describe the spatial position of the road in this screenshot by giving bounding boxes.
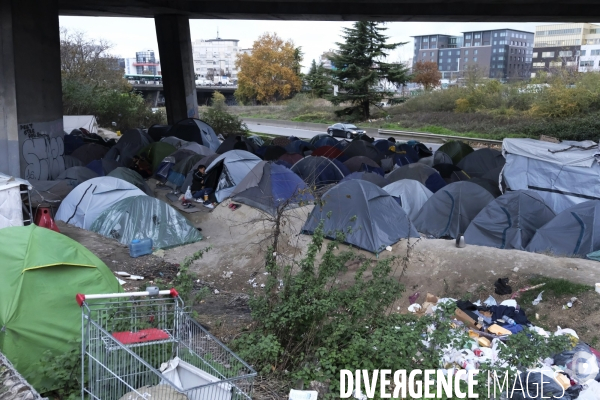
[246,122,442,152]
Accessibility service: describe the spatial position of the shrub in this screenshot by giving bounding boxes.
[201,92,249,135]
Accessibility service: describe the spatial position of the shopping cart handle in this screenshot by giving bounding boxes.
[76,288,179,306]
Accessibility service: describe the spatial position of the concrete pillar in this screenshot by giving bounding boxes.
[155,15,199,125]
[0,0,65,179]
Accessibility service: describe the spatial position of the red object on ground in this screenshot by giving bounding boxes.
[35,206,60,232]
[112,328,170,344]
[312,146,344,159]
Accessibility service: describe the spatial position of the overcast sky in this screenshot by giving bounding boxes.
[60,17,553,72]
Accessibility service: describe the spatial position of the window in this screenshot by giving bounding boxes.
[559,51,573,57]
[494,33,498,37]
[464,57,469,62]
[438,65,443,70]
[465,34,472,39]
[542,52,555,58]
[465,43,471,47]
[581,50,587,56]
[473,57,478,62]
[493,49,497,53]
[431,37,437,42]
[493,57,496,60]
[440,51,444,56]
[498,56,504,60]
[474,42,480,46]
[566,61,577,66]
[447,58,451,63]
[532,52,538,58]
[431,52,434,57]
[500,32,506,37]
[423,37,428,42]
[549,61,562,67]
[465,50,469,55]
[592,50,600,56]
[499,48,505,53]
[493,41,497,45]
[533,62,545,67]
[474,34,481,39]
[581,60,594,67]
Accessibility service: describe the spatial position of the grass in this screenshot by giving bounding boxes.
[518,276,593,305]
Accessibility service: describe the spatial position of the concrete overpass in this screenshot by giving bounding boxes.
[133,84,238,106]
[0,0,597,179]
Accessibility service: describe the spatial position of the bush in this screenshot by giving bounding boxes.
[201,92,249,136]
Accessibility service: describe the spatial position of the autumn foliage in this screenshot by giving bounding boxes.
[235,33,302,104]
[412,61,442,90]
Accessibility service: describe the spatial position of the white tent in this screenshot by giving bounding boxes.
[382,180,433,221]
[205,150,262,202]
[0,177,26,229]
[503,138,600,213]
[55,177,146,229]
[63,115,98,134]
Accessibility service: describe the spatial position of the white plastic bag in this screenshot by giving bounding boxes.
[532,291,544,305]
[184,186,193,200]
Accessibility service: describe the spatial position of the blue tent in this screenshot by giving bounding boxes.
[312,135,339,148]
[341,171,388,188]
[386,163,447,193]
[285,140,315,155]
[291,156,345,187]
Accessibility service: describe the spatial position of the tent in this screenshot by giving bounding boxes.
[392,144,421,166]
[179,153,221,193]
[386,163,447,193]
[291,156,346,187]
[29,179,79,207]
[464,190,556,250]
[382,180,433,221]
[63,115,98,134]
[285,140,315,155]
[262,145,288,161]
[63,155,84,169]
[344,156,380,173]
[107,167,153,196]
[503,138,600,213]
[312,145,345,160]
[56,166,98,186]
[180,142,215,156]
[205,150,262,202]
[0,178,25,229]
[457,148,505,178]
[341,171,388,188]
[468,177,502,198]
[437,141,474,164]
[302,180,419,253]
[527,200,600,257]
[160,136,189,148]
[412,142,433,158]
[279,153,303,166]
[272,136,292,148]
[373,139,394,155]
[311,135,339,148]
[71,143,109,165]
[418,151,454,167]
[55,177,146,229]
[342,140,382,164]
[216,135,259,154]
[167,154,204,187]
[148,124,173,142]
[433,164,471,184]
[163,118,220,151]
[0,225,121,389]
[413,181,495,239]
[90,196,203,249]
[231,161,314,216]
[137,142,177,172]
[103,128,151,168]
[86,158,121,176]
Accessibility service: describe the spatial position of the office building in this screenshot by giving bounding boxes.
[412,34,463,79]
[532,23,600,75]
[192,36,240,81]
[134,50,159,75]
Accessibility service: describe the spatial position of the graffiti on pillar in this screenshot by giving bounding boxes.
[20,121,65,180]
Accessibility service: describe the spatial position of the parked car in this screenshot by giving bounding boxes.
[326,123,365,139]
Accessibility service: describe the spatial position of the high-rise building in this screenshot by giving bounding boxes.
[134,50,159,75]
[192,37,240,81]
[412,29,534,81]
[532,23,600,75]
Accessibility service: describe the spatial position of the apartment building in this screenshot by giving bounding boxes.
[412,35,463,79]
[531,23,600,75]
[192,37,240,81]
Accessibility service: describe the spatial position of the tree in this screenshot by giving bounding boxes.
[327,21,410,120]
[412,61,442,90]
[235,33,303,104]
[305,59,330,97]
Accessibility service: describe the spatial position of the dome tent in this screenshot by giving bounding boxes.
[56,166,98,186]
[527,200,600,257]
[382,180,433,221]
[464,190,556,250]
[457,148,505,178]
[341,171,388,188]
[344,156,380,173]
[103,128,152,168]
[204,150,262,202]
[231,161,314,216]
[291,156,346,187]
[179,154,220,193]
[386,163,447,193]
[137,142,177,172]
[302,180,419,253]
[161,118,220,151]
[0,225,121,390]
[91,196,203,249]
[413,181,494,239]
[418,151,453,167]
[437,141,474,164]
[107,167,153,196]
[55,177,146,229]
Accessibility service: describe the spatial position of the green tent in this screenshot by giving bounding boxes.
[437,140,475,164]
[137,142,176,171]
[0,225,122,391]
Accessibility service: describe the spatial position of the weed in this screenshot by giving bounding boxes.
[519,276,592,304]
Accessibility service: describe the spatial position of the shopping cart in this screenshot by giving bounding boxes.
[77,287,256,400]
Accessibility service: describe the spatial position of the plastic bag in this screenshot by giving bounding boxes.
[578,380,600,400]
[553,342,600,383]
[184,186,193,200]
[509,371,572,400]
[532,291,544,305]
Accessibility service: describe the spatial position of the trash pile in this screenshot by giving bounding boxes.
[408,287,600,399]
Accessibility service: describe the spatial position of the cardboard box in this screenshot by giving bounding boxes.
[554,373,570,389]
[426,293,439,303]
[454,308,482,329]
[477,337,491,347]
[487,324,512,335]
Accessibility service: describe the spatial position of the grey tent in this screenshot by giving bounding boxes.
[386,163,447,193]
[468,177,502,198]
[181,142,215,156]
[90,196,202,249]
[343,156,380,173]
[527,200,600,257]
[302,180,419,253]
[341,171,388,188]
[56,167,98,186]
[417,151,454,167]
[71,143,109,165]
[457,148,505,178]
[342,140,382,164]
[231,161,314,215]
[160,136,189,148]
[291,156,345,187]
[437,141,474,164]
[382,180,433,221]
[413,181,494,239]
[180,153,220,193]
[104,128,151,168]
[205,150,262,202]
[107,167,153,196]
[63,155,84,169]
[464,190,555,250]
[29,180,79,207]
[166,119,221,151]
[55,177,146,229]
[216,135,259,154]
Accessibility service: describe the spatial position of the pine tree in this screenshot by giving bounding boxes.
[328,21,410,120]
[305,59,330,98]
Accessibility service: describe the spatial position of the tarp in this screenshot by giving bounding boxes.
[302,180,419,253]
[90,196,203,249]
[0,181,23,229]
[63,115,98,134]
[527,200,600,257]
[464,190,556,250]
[382,180,433,221]
[165,119,220,151]
[71,143,109,165]
[437,141,474,164]
[55,177,146,229]
[457,148,505,178]
[137,142,177,172]
[103,128,151,168]
[0,225,121,389]
[107,167,153,196]
[503,138,600,213]
[413,181,495,239]
[205,150,262,202]
[386,163,447,193]
[231,161,314,216]
[291,156,345,187]
[341,171,388,188]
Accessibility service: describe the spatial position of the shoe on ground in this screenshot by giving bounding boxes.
[194,198,203,203]
[178,194,184,201]
[204,203,214,209]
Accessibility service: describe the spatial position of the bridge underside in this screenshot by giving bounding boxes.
[59,0,600,22]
